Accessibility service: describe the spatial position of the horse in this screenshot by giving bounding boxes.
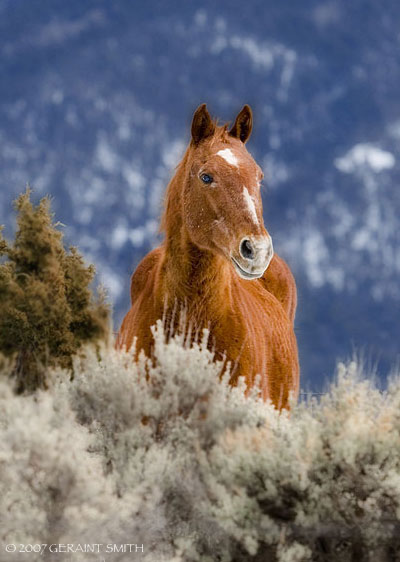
[116,104,299,409]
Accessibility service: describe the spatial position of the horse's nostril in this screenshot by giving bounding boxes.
[240,239,255,260]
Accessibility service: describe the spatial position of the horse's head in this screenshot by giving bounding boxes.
[184,104,273,280]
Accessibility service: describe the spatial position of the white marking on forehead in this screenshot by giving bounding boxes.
[243,187,259,226]
[216,148,239,168]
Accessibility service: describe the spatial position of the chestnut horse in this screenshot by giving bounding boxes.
[117,104,299,409]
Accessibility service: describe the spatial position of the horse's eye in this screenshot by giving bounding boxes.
[200,173,213,184]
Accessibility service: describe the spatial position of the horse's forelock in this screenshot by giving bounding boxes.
[210,122,230,144]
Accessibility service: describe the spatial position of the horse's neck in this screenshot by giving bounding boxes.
[164,234,230,301]
[162,167,231,311]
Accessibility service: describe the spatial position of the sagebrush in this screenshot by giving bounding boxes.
[0,323,399,562]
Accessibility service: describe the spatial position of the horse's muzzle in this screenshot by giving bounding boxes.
[231,236,273,280]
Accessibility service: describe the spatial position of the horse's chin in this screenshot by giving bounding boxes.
[231,257,266,280]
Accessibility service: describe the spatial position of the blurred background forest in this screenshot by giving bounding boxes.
[1,0,399,390]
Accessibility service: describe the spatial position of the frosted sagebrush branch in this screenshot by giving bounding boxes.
[0,334,399,561]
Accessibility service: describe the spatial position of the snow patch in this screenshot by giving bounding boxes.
[111,224,129,249]
[335,144,395,173]
[99,268,123,300]
[95,137,119,173]
[263,154,290,188]
[129,227,145,247]
[194,9,207,26]
[303,230,329,288]
[229,36,274,70]
[162,139,185,168]
[111,224,147,249]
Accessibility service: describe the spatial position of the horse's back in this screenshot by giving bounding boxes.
[258,253,297,324]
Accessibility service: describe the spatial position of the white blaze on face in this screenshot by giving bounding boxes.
[216,148,239,167]
[243,186,259,225]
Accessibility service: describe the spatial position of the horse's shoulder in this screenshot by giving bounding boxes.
[257,253,297,323]
[130,246,163,303]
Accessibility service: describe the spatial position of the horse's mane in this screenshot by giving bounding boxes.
[159,122,230,236]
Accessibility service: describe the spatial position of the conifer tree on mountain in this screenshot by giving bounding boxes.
[0,189,109,393]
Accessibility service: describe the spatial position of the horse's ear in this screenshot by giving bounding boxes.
[191,104,215,145]
[229,105,253,144]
